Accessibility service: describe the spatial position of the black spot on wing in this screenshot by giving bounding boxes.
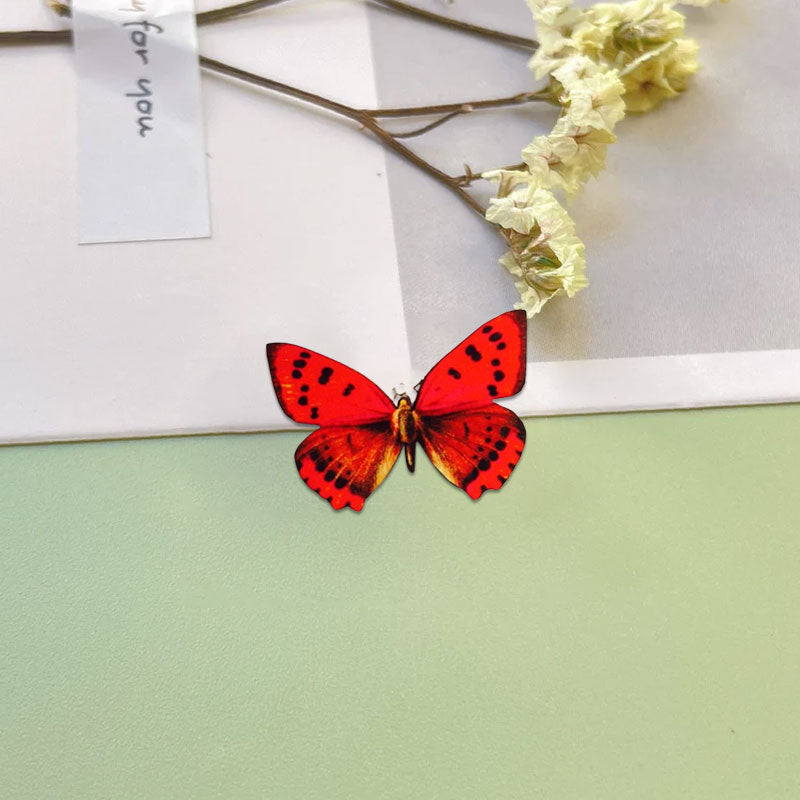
[465,345,481,362]
[463,467,479,489]
[494,370,505,382]
[489,332,502,342]
[487,385,498,397]
[291,370,302,379]
[311,407,319,420]
[318,367,334,385]
[343,383,355,397]
[349,482,369,499]
[448,368,461,380]
[298,396,309,406]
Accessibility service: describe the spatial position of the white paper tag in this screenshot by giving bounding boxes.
[72,0,210,244]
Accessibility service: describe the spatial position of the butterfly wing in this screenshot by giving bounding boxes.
[414,310,527,414]
[267,343,400,511]
[267,343,396,425]
[416,405,526,500]
[413,310,528,500]
[295,424,402,511]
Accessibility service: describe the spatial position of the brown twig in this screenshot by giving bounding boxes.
[8,0,299,33]
[367,0,538,52]
[36,0,539,50]
[453,163,527,186]
[197,0,293,25]
[199,56,486,217]
[364,91,553,118]
[0,29,69,45]
[391,109,468,138]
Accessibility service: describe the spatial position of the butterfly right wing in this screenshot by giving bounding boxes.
[414,310,527,415]
[267,343,400,511]
[416,404,526,500]
[267,343,396,426]
[295,424,402,511]
[412,311,528,501]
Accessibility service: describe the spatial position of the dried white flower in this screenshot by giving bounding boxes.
[557,59,626,130]
[522,117,616,196]
[486,187,588,316]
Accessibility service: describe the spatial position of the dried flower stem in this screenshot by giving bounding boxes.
[0,29,69,45]
[0,0,545,220]
[11,0,294,28]
[197,0,292,26]
[364,91,552,119]
[38,0,539,51]
[0,28,551,121]
[199,56,487,217]
[391,110,467,139]
[453,163,527,186]
[366,0,538,51]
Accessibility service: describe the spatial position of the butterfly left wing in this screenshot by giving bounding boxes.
[416,404,526,500]
[295,424,402,511]
[267,342,400,512]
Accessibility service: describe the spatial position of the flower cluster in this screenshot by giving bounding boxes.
[528,0,704,114]
[483,0,721,317]
[486,187,588,316]
[482,53,624,316]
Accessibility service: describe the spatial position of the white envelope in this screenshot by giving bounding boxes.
[1,0,799,445]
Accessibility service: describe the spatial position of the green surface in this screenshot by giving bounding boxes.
[2,405,800,799]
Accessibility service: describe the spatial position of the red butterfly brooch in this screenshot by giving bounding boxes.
[266,310,527,511]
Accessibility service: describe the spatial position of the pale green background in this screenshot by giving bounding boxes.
[2,406,800,799]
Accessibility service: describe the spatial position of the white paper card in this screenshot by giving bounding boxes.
[72,0,210,243]
[0,0,410,444]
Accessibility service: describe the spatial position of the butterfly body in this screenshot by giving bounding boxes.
[267,310,528,511]
[392,394,417,472]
